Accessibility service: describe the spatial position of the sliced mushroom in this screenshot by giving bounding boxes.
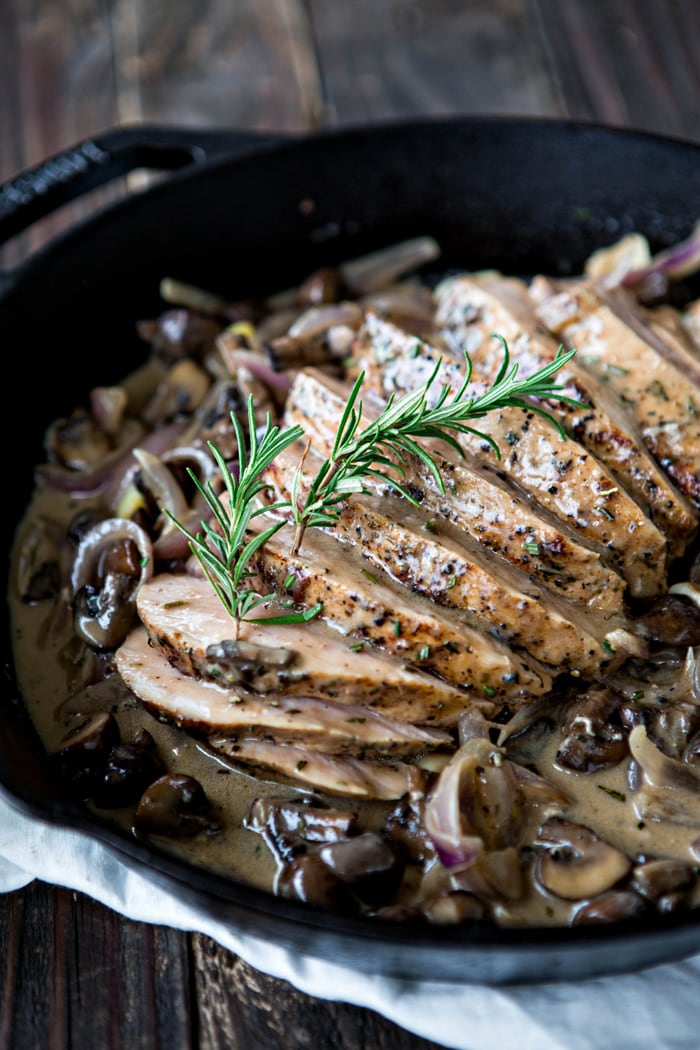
[318,832,404,905]
[637,594,700,647]
[556,686,628,773]
[141,358,212,426]
[203,638,298,690]
[535,818,631,901]
[572,890,647,925]
[70,518,153,649]
[275,853,355,912]
[245,797,357,863]
[631,858,695,901]
[134,773,221,838]
[92,740,166,809]
[50,712,120,797]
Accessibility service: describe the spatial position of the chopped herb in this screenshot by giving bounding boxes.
[283,573,297,590]
[346,717,366,724]
[482,685,496,697]
[598,785,626,802]
[361,568,378,583]
[349,641,364,652]
[523,539,540,556]
[423,519,438,533]
[605,363,629,376]
[597,505,615,521]
[393,620,402,636]
[601,639,614,654]
[445,575,457,589]
[417,645,431,660]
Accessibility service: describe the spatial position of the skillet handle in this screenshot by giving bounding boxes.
[0,125,282,247]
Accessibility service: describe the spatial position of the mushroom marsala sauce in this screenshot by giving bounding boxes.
[9,234,700,929]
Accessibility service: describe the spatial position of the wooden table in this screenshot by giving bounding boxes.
[2,3,700,1047]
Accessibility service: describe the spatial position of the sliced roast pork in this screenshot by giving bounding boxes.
[433,272,698,559]
[264,446,642,676]
[116,626,453,756]
[135,573,475,726]
[355,312,669,597]
[535,281,700,510]
[205,736,425,800]
[283,369,628,615]
[246,511,553,704]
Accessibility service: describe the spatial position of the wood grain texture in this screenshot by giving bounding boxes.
[308,0,562,124]
[0,882,193,1049]
[191,936,445,1050]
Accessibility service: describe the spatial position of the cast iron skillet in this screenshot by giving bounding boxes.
[2,116,700,985]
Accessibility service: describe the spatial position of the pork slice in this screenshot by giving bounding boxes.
[434,273,698,560]
[205,736,423,800]
[116,626,453,756]
[535,281,700,511]
[136,573,472,726]
[354,312,669,598]
[264,447,641,676]
[248,511,553,703]
[283,370,628,614]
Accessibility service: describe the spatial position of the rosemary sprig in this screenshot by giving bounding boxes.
[165,395,321,636]
[290,335,580,554]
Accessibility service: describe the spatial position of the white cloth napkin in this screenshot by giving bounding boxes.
[1,790,699,1050]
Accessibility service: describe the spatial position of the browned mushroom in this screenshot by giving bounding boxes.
[70,518,153,649]
[556,686,628,772]
[318,832,404,905]
[535,818,631,901]
[572,890,647,925]
[134,773,221,838]
[50,712,120,797]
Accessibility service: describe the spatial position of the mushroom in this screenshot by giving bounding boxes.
[92,739,166,809]
[556,686,628,772]
[141,358,212,426]
[50,712,120,797]
[572,891,647,925]
[318,832,404,905]
[134,773,221,838]
[631,858,695,901]
[637,594,700,647]
[535,818,631,901]
[245,797,357,863]
[70,518,153,649]
[275,853,354,912]
[136,307,223,365]
[203,638,298,691]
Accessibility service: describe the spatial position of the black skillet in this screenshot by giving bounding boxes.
[2,116,700,985]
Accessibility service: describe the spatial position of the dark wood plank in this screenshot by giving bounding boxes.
[531,0,700,140]
[0,882,194,1050]
[192,936,446,1050]
[307,0,563,124]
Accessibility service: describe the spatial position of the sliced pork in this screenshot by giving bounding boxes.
[535,281,700,510]
[283,369,629,615]
[434,271,698,560]
[355,312,669,598]
[135,574,477,725]
[116,626,453,756]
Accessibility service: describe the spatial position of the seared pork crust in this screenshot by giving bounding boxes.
[246,512,553,704]
[135,574,476,725]
[116,626,453,756]
[283,370,628,614]
[535,281,700,512]
[434,272,698,560]
[355,312,669,598]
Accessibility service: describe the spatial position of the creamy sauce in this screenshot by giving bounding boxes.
[9,244,700,929]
